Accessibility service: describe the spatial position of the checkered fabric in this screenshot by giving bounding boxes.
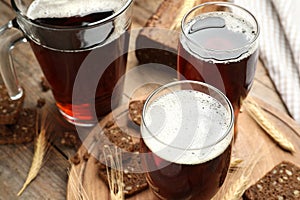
[234,0,300,123]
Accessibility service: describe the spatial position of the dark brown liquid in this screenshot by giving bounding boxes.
[29,12,129,123]
[34,11,114,27]
[178,14,258,135]
[140,139,232,200]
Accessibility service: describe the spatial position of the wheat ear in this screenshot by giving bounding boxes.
[17,110,50,196]
[229,157,243,172]
[103,145,124,200]
[221,166,253,200]
[244,97,295,153]
[221,147,263,200]
[223,174,249,200]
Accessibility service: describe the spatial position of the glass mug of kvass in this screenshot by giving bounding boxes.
[0,0,133,126]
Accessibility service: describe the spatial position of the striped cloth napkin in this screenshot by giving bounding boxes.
[234,0,300,124]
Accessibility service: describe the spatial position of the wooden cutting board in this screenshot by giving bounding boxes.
[66,97,300,200]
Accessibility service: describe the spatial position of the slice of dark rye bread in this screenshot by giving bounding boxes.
[97,151,148,197]
[96,122,148,197]
[128,100,146,126]
[0,108,36,144]
[243,161,300,200]
[0,85,25,125]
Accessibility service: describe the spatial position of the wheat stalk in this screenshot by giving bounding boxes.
[17,110,51,196]
[244,97,295,153]
[230,157,243,168]
[221,165,253,200]
[103,145,124,200]
[222,173,250,200]
[219,146,263,200]
[67,164,90,200]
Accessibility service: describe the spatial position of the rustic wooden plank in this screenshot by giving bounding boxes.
[134,0,163,15]
[0,144,69,200]
[1,0,11,7]
[0,1,14,24]
[132,0,164,27]
[252,60,287,113]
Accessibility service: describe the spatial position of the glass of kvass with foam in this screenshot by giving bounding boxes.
[0,0,133,126]
[140,80,234,200]
[177,2,259,138]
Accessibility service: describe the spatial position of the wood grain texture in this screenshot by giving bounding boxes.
[0,144,69,200]
[132,0,164,27]
[2,0,10,7]
[252,60,288,113]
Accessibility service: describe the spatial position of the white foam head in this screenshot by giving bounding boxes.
[27,0,123,20]
[141,90,233,165]
[26,0,130,49]
[181,11,258,64]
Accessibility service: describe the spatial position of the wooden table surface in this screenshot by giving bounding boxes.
[0,0,291,199]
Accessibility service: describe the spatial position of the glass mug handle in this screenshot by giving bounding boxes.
[0,18,26,100]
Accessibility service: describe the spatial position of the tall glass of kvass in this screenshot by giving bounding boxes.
[140,80,234,200]
[178,2,259,138]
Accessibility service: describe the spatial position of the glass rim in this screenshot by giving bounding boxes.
[141,80,234,150]
[180,1,260,53]
[11,0,133,31]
